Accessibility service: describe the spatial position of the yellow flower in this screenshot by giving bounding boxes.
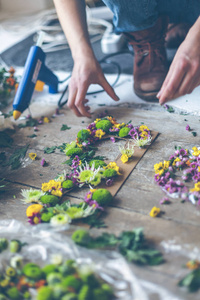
[77,143,83,148]
[107,116,117,124]
[139,125,149,131]
[190,182,200,192]
[87,129,91,134]
[172,157,181,166]
[94,118,101,124]
[192,147,200,157]
[41,182,50,192]
[105,162,121,175]
[29,153,37,160]
[163,160,170,169]
[121,154,129,163]
[51,189,62,197]
[42,180,61,192]
[43,117,50,123]
[95,129,105,139]
[154,162,164,175]
[198,166,200,172]
[140,131,148,139]
[149,207,161,218]
[26,204,43,217]
[90,189,97,193]
[115,123,125,129]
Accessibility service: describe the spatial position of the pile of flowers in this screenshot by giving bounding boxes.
[0,243,114,300]
[0,67,18,107]
[154,146,200,204]
[21,116,152,225]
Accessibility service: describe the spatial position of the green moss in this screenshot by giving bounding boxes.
[71,229,91,246]
[62,180,74,189]
[6,287,20,300]
[41,212,54,223]
[89,160,106,169]
[77,129,90,142]
[42,264,58,276]
[119,127,130,137]
[103,169,117,178]
[23,263,43,280]
[96,120,112,133]
[62,275,82,292]
[65,148,83,157]
[40,195,59,206]
[37,286,54,300]
[92,189,113,206]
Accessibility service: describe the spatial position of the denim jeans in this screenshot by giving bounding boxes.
[102,0,200,33]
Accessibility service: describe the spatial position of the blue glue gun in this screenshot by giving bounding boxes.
[13,32,59,120]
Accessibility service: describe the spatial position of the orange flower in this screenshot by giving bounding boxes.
[35,280,46,289]
[26,204,43,217]
[186,260,200,270]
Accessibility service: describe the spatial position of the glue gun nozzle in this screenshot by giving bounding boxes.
[13,110,21,120]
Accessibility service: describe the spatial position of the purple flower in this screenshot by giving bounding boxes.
[110,137,116,143]
[40,158,46,167]
[106,178,114,186]
[89,200,104,211]
[186,125,191,131]
[84,191,92,203]
[34,126,39,131]
[28,213,41,225]
[160,197,171,205]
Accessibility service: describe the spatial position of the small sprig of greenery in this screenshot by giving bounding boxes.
[72,228,164,266]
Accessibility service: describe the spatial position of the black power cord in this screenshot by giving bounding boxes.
[57,50,133,108]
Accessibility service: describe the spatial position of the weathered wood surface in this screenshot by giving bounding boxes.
[1,104,200,299]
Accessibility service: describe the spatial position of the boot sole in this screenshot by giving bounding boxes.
[134,88,159,102]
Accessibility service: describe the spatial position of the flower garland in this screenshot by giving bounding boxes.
[21,116,152,225]
[154,146,200,205]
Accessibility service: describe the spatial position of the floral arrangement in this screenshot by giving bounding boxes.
[0,67,18,107]
[21,116,152,226]
[154,146,200,205]
[0,239,114,300]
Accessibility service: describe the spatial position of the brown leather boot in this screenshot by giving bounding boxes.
[165,23,191,48]
[124,17,168,101]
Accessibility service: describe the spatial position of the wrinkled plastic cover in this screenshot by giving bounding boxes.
[0,220,148,300]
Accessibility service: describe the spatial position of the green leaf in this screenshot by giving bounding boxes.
[192,132,197,137]
[83,213,107,228]
[44,146,57,154]
[3,144,29,170]
[57,143,67,152]
[18,118,38,128]
[61,124,71,131]
[27,134,37,138]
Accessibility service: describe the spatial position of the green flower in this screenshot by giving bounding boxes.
[41,212,54,223]
[92,189,113,206]
[6,267,16,277]
[64,141,77,154]
[71,229,91,246]
[90,173,102,186]
[62,275,82,292]
[47,273,63,286]
[103,169,117,178]
[65,148,83,157]
[119,127,130,137]
[40,195,60,206]
[133,136,152,148]
[62,180,74,189]
[21,188,45,203]
[74,162,104,187]
[77,129,90,142]
[119,142,134,158]
[50,214,71,226]
[10,255,23,268]
[37,286,54,300]
[55,171,67,183]
[89,160,107,169]
[10,240,21,253]
[96,120,112,133]
[42,264,58,275]
[6,287,20,300]
[23,263,42,280]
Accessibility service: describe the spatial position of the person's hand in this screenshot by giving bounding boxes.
[67,54,120,117]
[157,17,200,104]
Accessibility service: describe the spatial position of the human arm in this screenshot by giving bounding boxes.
[157,16,200,104]
[53,0,119,117]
